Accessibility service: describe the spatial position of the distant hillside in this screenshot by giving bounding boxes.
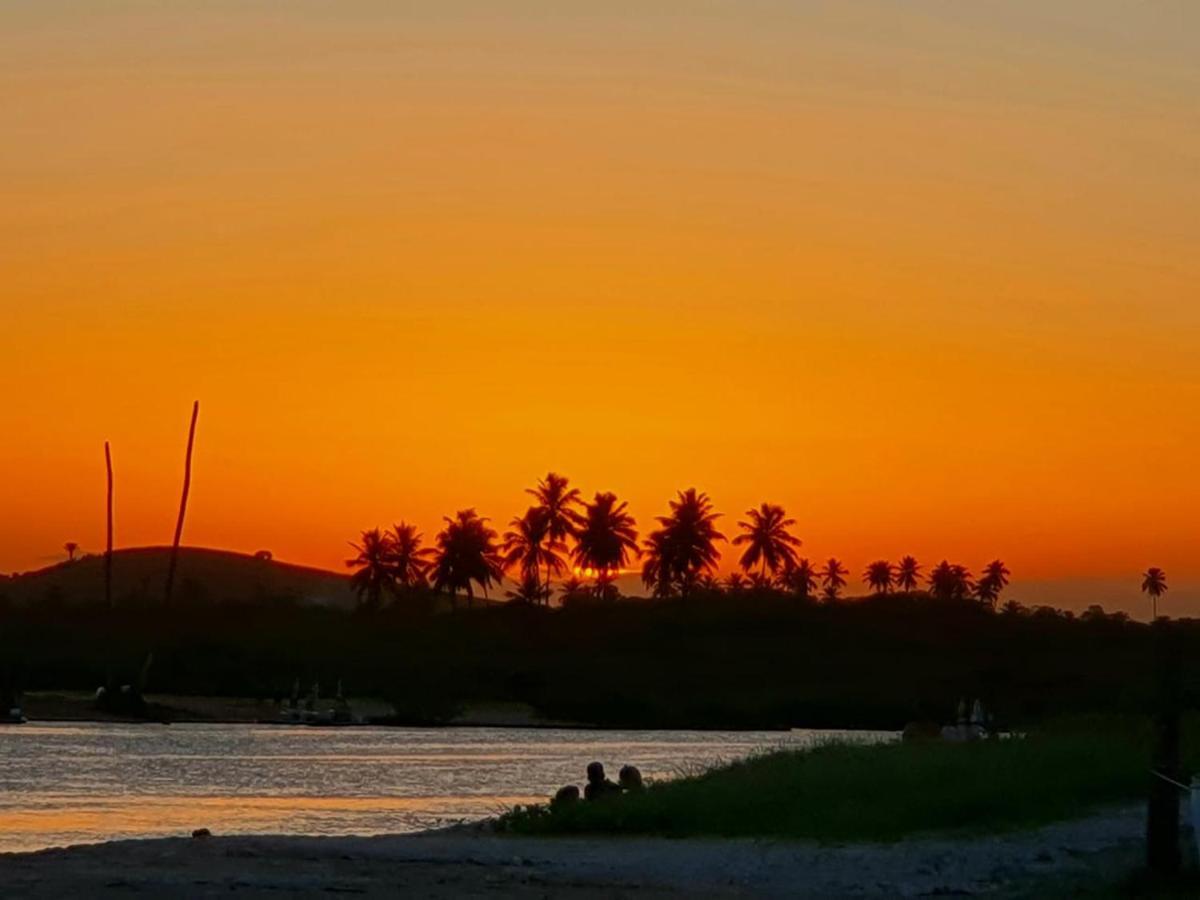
[0,547,356,610]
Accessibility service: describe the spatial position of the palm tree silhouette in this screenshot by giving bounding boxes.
[346,528,395,610]
[895,556,921,593]
[526,473,582,596]
[431,509,504,609]
[928,560,974,601]
[1141,567,1168,620]
[975,559,1011,608]
[506,569,545,605]
[557,574,587,604]
[748,572,777,592]
[502,507,567,606]
[63,542,79,562]
[640,529,675,599]
[386,522,434,589]
[783,558,819,601]
[641,489,725,599]
[573,491,638,599]
[819,557,848,601]
[725,572,747,594]
[863,560,894,594]
[732,503,801,582]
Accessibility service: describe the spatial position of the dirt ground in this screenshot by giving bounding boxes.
[0,805,1165,898]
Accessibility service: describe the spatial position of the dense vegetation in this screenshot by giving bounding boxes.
[499,717,1200,840]
[1,586,1196,729]
[0,472,1180,727]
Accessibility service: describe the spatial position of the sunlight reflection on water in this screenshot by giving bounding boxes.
[0,722,891,852]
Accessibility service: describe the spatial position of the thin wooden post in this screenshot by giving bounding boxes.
[104,441,114,609]
[1146,619,1182,874]
[163,401,199,605]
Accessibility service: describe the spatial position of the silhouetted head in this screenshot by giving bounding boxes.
[553,784,581,807]
[619,765,644,791]
[586,761,606,783]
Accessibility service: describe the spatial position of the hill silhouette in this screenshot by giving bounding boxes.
[0,547,357,610]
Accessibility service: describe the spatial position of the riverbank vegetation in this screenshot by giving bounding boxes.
[1,473,1189,729]
[2,584,1198,729]
[498,717,1200,841]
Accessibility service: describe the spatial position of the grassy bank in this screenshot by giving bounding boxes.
[499,720,1198,842]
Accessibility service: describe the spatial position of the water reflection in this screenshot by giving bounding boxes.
[0,723,891,852]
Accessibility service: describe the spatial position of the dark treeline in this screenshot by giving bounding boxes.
[1,588,1196,729]
[1,471,1182,729]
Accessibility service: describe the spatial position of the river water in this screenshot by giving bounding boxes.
[0,722,890,852]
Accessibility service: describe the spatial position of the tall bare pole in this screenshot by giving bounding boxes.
[105,441,114,609]
[163,401,199,605]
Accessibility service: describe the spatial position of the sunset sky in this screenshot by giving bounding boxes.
[3,2,1197,615]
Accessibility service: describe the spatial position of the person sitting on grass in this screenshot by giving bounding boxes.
[584,761,621,800]
[618,765,644,792]
[552,784,580,808]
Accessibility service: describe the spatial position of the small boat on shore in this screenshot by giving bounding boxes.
[277,680,362,726]
[2,689,27,724]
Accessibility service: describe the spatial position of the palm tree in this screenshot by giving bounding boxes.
[748,571,777,592]
[732,503,801,582]
[526,472,582,595]
[346,528,395,610]
[819,557,848,601]
[431,509,504,609]
[641,489,724,599]
[506,569,545,605]
[1141,567,1168,620]
[558,575,587,605]
[863,560,894,594]
[928,560,974,601]
[640,529,675,599]
[782,558,819,601]
[975,559,1011,608]
[573,492,638,599]
[725,572,747,594]
[895,555,921,593]
[502,507,567,606]
[386,522,434,589]
[63,541,79,562]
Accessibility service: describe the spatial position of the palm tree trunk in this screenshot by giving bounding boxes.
[1147,620,1181,873]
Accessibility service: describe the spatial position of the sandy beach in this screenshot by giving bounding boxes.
[0,805,1146,898]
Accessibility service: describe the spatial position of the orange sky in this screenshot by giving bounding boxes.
[2,3,1197,613]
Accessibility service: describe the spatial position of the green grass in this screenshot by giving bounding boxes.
[499,721,1197,842]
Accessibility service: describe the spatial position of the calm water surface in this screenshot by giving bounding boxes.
[0,723,890,852]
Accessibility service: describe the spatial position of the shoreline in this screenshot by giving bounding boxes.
[0,805,1147,897]
[11,717,798,732]
[10,693,806,731]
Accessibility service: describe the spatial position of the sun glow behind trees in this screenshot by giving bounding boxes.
[347,472,1026,610]
[1,3,1198,607]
